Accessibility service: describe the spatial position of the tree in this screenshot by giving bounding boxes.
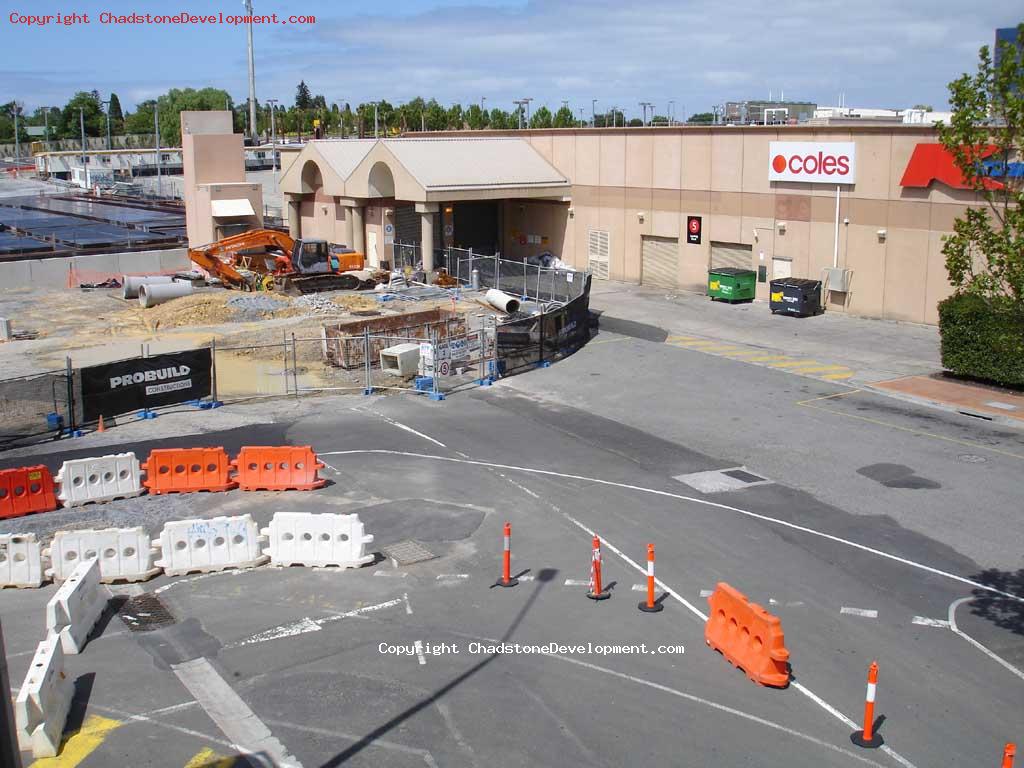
[938,23,1024,303]
[446,103,464,130]
[912,104,934,112]
[627,117,643,127]
[651,114,669,125]
[295,81,312,110]
[553,105,575,128]
[687,112,715,125]
[424,100,447,131]
[107,93,124,134]
[488,108,511,129]
[58,91,105,139]
[0,101,25,144]
[465,104,488,130]
[529,106,553,128]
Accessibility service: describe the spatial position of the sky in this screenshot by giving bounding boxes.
[2,0,1021,118]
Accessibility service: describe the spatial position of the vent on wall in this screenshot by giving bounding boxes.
[588,229,610,280]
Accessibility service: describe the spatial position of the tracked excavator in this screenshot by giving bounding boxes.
[188,229,366,294]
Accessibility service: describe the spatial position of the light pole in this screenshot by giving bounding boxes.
[267,98,278,189]
[578,107,584,127]
[639,101,652,127]
[523,97,533,126]
[513,100,525,129]
[481,96,486,113]
[244,0,257,140]
[668,100,675,125]
[372,102,380,138]
[591,99,597,127]
[102,99,112,150]
[9,105,20,163]
[154,104,162,197]
[609,106,618,128]
[78,107,86,168]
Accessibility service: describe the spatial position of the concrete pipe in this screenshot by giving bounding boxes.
[485,289,521,314]
[123,275,175,299]
[139,281,193,308]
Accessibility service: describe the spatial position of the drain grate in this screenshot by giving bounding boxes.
[118,593,177,632]
[381,540,437,566]
[722,468,767,484]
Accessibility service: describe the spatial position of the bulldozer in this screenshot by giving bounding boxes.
[189,229,366,294]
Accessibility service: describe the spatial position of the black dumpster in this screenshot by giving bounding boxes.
[769,278,823,316]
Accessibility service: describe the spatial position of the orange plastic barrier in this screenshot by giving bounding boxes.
[233,446,326,491]
[704,582,790,687]
[0,465,58,520]
[142,447,237,494]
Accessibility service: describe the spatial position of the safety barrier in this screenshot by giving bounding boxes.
[15,634,73,758]
[55,452,144,507]
[704,582,790,688]
[46,557,106,655]
[0,532,46,588]
[45,527,161,584]
[154,514,268,576]
[0,464,58,519]
[142,447,237,494]
[262,512,374,569]
[233,446,326,491]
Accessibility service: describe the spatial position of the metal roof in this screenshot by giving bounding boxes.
[380,138,568,191]
[310,139,376,181]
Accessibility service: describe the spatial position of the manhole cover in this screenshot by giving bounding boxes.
[381,540,437,566]
[722,468,767,484]
[957,454,988,464]
[118,593,176,632]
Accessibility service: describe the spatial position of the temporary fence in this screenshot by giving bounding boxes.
[453,254,588,304]
[0,363,76,449]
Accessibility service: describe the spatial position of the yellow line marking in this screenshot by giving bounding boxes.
[745,356,793,362]
[675,340,721,347]
[797,391,1024,461]
[30,715,121,768]
[768,360,827,368]
[666,335,698,342]
[727,350,770,357]
[590,337,628,345]
[822,372,854,380]
[698,346,743,353]
[797,365,851,374]
[184,747,236,768]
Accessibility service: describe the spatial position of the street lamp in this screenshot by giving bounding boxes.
[9,104,21,163]
[639,101,652,127]
[78,107,86,169]
[101,99,112,150]
[523,97,533,126]
[668,100,675,125]
[154,103,162,198]
[244,0,257,140]
[513,100,526,129]
[609,106,618,128]
[591,99,597,127]
[481,96,486,113]
[266,98,278,189]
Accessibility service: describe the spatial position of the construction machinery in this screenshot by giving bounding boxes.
[188,229,366,294]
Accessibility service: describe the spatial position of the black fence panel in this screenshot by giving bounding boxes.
[80,348,212,421]
[0,369,74,449]
[496,276,592,375]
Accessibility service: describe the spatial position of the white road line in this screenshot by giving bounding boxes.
[414,640,427,665]
[320,450,1024,603]
[840,607,879,619]
[699,589,714,598]
[948,598,1024,682]
[172,657,304,768]
[353,407,447,448]
[562,514,919,768]
[519,574,536,582]
[631,583,647,592]
[403,592,413,615]
[912,616,950,628]
[504,477,541,499]
[264,718,439,768]
[563,579,590,587]
[153,569,243,595]
[226,598,403,648]
[374,570,409,579]
[436,573,470,580]
[92,703,236,750]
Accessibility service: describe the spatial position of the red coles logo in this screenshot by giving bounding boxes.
[899,143,1001,190]
[771,152,850,176]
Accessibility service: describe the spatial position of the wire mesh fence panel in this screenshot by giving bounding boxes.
[286,336,371,395]
[0,369,73,448]
[428,328,496,396]
[212,342,293,402]
[452,256,589,303]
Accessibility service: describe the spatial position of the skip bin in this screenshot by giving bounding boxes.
[770,278,823,316]
[708,268,756,303]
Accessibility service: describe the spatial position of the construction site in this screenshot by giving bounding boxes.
[2,34,1024,768]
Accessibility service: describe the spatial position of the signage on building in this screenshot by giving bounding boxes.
[81,348,212,421]
[768,142,856,184]
[898,143,1011,190]
[686,215,702,245]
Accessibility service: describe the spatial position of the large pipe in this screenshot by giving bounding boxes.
[485,289,521,314]
[139,281,193,308]
[123,275,175,299]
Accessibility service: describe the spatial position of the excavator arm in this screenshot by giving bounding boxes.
[188,229,297,289]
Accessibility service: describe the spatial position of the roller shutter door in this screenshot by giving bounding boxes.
[641,236,679,289]
[710,241,753,270]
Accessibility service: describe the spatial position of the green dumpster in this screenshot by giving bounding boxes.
[707,268,756,303]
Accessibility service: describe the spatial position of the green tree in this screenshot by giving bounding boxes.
[124,99,156,135]
[107,93,124,133]
[58,91,105,139]
[0,101,25,143]
[424,100,447,131]
[465,104,488,130]
[687,112,715,125]
[446,103,464,130]
[553,105,575,128]
[488,108,511,129]
[627,117,643,127]
[529,106,553,128]
[295,81,312,110]
[938,23,1024,303]
[651,114,669,125]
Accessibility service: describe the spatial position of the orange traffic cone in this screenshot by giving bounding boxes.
[97,415,106,433]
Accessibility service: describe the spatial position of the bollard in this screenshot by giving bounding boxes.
[587,536,610,601]
[497,522,518,588]
[851,661,883,748]
[638,543,663,613]
[1004,744,1017,768]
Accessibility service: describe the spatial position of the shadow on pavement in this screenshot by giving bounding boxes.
[969,568,1024,636]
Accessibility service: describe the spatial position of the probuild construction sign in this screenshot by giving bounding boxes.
[80,348,212,420]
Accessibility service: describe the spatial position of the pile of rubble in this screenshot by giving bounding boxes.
[293,294,347,314]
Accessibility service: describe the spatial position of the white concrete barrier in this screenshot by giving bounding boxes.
[15,634,73,757]
[45,527,161,584]
[46,558,107,654]
[55,452,144,507]
[263,512,374,569]
[0,532,46,588]
[154,514,268,576]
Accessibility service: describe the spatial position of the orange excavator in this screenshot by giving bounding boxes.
[188,229,365,294]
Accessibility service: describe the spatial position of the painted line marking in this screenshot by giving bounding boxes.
[912,616,950,628]
[263,718,439,767]
[797,365,850,374]
[184,748,235,768]
[226,598,403,648]
[949,598,1024,682]
[172,657,303,768]
[699,589,714,598]
[28,715,121,768]
[153,569,242,595]
[519,574,536,582]
[666,335,698,342]
[631,583,647,592]
[563,579,590,587]
[374,570,409,579]
[91,703,233,750]
[769,359,826,368]
[350,406,447,448]
[414,640,427,665]
[840,607,878,619]
[822,372,854,380]
[403,592,413,615]
[436,573,470,580]
[504,476,541,499]
[745,355,794,362]
[769,598,806,607]
[320,450,1024,603]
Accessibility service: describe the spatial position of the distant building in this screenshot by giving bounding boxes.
[994,26,1021,70]
[809,106,953,126]
[724,100,817,125]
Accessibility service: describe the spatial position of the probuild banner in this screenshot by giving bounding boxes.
[81,348,212,420]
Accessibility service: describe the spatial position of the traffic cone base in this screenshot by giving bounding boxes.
[587,590,610,601]
[850,732,883,749]
[638,600,663,613]
[497,577,519,588]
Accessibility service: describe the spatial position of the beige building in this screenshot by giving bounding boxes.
[280,125,979,326]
